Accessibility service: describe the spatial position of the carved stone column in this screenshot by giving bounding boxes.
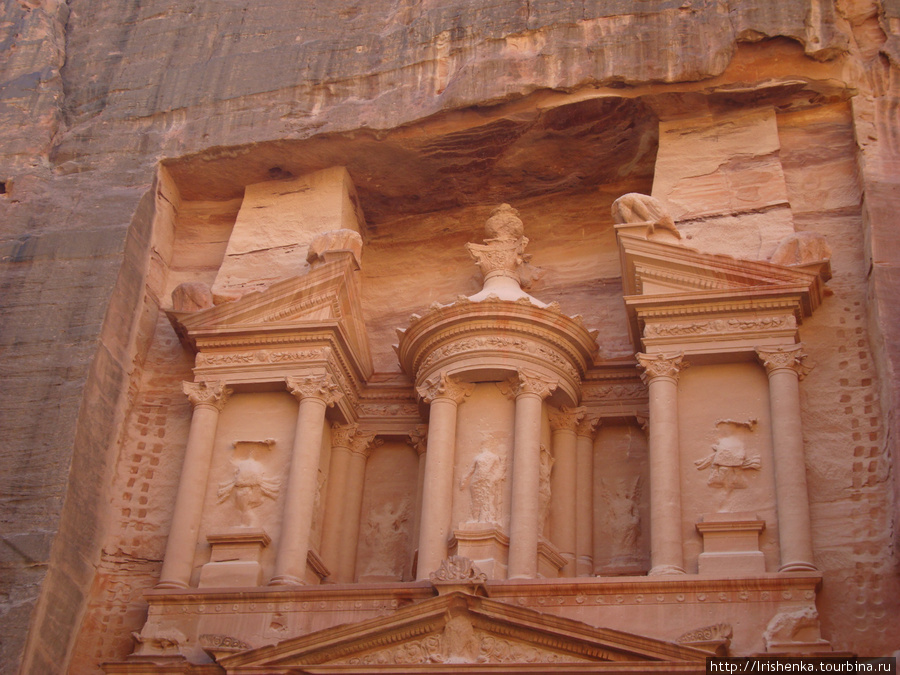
[637,353,687,576]
[336,430,380,582]
[575,415,599,577]
[415,373,474,580]
[157,381,232,589]
[508,371,557,579]
[548,406,584,576]
[270,374,342,586]
[408,425,428,573]
[756,345,817,572]
[319,423,357,578]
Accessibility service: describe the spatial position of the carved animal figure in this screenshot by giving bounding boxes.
[610,193,681,238]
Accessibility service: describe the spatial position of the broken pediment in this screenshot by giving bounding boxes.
[214,591,709,672]
[168,252,373,385]
[615,228,831,356]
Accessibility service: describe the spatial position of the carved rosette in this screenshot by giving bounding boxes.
[636,352,687,384]
[183,380,232,411]
[548,406,586,433]
[416,372,475,405]
[756,345,812,379]
[286,374,342,406]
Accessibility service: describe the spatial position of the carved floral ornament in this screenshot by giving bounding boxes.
[548,405,586,432]
[498,370,558,400]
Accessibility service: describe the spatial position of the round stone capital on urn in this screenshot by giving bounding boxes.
[285,373,342,406]
[548,406,586,433]
[416,371,475,405]
[636,352,687,385]
[182,380,232,411]
[756,344,812,380]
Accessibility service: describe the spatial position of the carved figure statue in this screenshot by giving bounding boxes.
[694,421,761,490]
[602,476,642,558]
[361,499,412,578]
[538,445,554,532]
[459,446,505,525]
[217,458,280,527]
[611,193,681,238]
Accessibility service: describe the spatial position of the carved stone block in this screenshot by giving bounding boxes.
[198,529,271,588]
[696,513,766,576]
[449,525,510,580]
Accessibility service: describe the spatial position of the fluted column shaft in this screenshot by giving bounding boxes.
[415,373,474,580]
[575,416,599,577]
[337,431,379,582]
[157,381,232,589]
[549,406,584,577]
[757,345,817,572]
[508,372,557,580]
[271,374,341,586]
[319,424,356,579]
[637,353,686,576]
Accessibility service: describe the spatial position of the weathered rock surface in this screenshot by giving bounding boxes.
[1,0,899,673]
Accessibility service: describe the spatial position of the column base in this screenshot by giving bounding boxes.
[268,574,305,587]
[778,561,818,573]
[648,564,686,576]
[154,579,190,590]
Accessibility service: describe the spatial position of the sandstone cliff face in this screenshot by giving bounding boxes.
[1,1,899,673]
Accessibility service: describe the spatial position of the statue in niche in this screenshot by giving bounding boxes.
[602,476,642,563]
[538,445,554,533]
[361,498,412,578]
[459,445,505,525]
[217,458,280,527]
[694,419,761,491]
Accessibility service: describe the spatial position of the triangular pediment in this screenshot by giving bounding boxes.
[215,591,708,672]
[618,233,830,311]
[168,255,372,376]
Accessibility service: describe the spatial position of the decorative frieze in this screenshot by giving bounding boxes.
[644,315,796,338]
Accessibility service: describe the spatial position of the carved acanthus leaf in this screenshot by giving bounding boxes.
[502,370,558,400]
[429,556,487,584]
[331,423,359,448]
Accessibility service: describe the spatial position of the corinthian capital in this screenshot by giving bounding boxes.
[349,431,382,458]
[756,345,812,379]
[330,423,359,448]
[501,370,558,400]
[636,352,686,384]
[576,415,601,438]
[548,406,586,432]
[285,374,342,406]
[416,372,475,404]
[408,424,428,455]
[183,380,232,411]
